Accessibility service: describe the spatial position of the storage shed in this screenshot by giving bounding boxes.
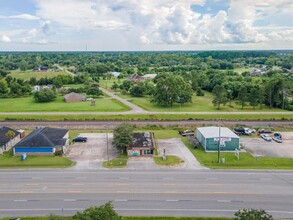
[64,92,86,102]
[196,126,239,151]
[127,132,156,156]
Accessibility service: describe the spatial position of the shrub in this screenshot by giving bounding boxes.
[234,208,273,220]
[34,89,56,103]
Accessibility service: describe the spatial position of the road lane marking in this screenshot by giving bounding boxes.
[67,190,82,193]
[115,199,128,202]
[117,183,130,186]
[162,184,176,186]
[166,200,178,202]
[64,199,76,202]
[71,183,84,186]
[26,184,39,186]
[217,200,231,203]
[116,191,130,193]
[13,200,27,202]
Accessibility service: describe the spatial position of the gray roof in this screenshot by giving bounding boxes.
[0,126,20,147]
[64,92,85,100]
[130,132,155,148]
[13,127,68,148]
[197,126,239,139]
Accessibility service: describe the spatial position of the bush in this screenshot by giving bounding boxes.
[34,89,56,103]
[73,202,121,220]
[234,208,273,220]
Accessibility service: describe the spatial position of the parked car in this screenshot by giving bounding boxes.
[273,133,283,143]
[178,130,195,136]
[258,129,273,134]
[260,134,272,141]
[72,137,87,142]
[234,127,254,135]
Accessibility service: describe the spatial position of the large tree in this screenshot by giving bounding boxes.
[112,123,134,154]
[212,85,228,110]
[34,89,56,103]
[0,80,8,95]
[237,85,248,109]
[152,75,192,108]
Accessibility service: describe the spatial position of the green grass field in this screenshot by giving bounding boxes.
[1,217,232,220]
[154,155,184,166]
[9,70,70,81]
[103,154,128,168]
[0,150,74,169]
[99,78,124,91]
[118,92,287,112]
[0,96,130,112]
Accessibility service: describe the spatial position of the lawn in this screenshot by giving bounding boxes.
[136,129,180,139]
[99,78,125,91]
[9,70,70,81]
[0,150,74,169]
[1,217,231,220]
[103,154,128,168]
[154,155,184,166]
[232,67,252,74]
[181,137,293,170]
[118,92,287,112]
[0,96,130,112]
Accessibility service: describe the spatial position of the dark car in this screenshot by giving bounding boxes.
[273,133,283,143]
[258,129,273,134]
[72,137,87,142]
[178,130,195,136]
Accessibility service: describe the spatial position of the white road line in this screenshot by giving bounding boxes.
[13,200,27,202]
[64,199,76,202]
[115,199,128,202]
[217,200,231,203]
[166,200,178,202]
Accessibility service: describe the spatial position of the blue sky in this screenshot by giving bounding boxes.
[0,0,292,51]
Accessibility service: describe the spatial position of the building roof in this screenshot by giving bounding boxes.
[110,72,121,77]
[197,126,239,139]
[130,132,155,148]
[13,127,68,148]
[0,126,20,147]
[64,92,86,100]
[142,74,157,79]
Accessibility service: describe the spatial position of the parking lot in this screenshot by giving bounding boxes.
[67,133,119,165]
[241,132,293,158]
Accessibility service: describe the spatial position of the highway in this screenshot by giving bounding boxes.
[0,169,293,218]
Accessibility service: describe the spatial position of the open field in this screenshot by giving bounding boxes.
[233,67,252,74]
[103,154,128,168]
[99,78,124,90]
[0,96,130,112]
[9,70,70,81]
[0,150,74,169]
[118,92,288,112]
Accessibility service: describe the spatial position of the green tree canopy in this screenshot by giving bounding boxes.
[112,123,134,154]
[34,89,57,103]
[212,84,228,110]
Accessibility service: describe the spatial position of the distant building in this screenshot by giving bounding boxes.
[142,74,157,79]
[110,72,121,77]
[128,74,144,81]
[13,127,69,156]
[32,66,49,72]
[0,126,20,155]
[196,126,240,151]
[64,92,86,102]
[127,132,156,156]
[32,84,53,92]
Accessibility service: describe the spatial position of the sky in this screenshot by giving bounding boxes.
[0,0,292,51]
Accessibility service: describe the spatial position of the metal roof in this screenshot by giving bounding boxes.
[197,126,239,139]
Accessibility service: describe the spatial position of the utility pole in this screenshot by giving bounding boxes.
[106,124,109,161]
[218,119,221,164]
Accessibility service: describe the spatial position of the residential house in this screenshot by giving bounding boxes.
[0,127,20,155]
[32,66,49,72]
[64,92,86,102]
[128,74,144,81]
[110,72,121,77]
[127,132,156,156]
[142,74,157,79]
[13,127,69,156]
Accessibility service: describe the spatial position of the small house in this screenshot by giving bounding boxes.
[0,127,20,154]
[196,126,240,151]
[142,74,157,79]
[127,132,156,156]
[128,74,144,81]
[110,72,121,77]
[13,127,69,156]
[64,92,86,102]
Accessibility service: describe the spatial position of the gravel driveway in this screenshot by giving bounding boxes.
[156,138,205,169]
[241,132,293,158]
[67,133,119,169]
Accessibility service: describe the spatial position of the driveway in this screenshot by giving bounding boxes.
[156,138,205,169]
[241,132,293,158]
[67,133,119,169]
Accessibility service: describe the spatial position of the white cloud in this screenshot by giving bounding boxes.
[0,13,40,20]
[0,35,11,43]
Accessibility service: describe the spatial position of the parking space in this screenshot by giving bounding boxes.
[156,138,205,169]
[67,133,119,166]
[241,132,293,158]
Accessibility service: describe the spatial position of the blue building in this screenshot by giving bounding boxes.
[13,127,69,156]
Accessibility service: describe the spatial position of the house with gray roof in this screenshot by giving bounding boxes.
[0,126,20,155]
[64,92,86,102]
[13,127,69,156]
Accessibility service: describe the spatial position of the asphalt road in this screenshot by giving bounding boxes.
[1,120,293,130]
[1,169,293,219]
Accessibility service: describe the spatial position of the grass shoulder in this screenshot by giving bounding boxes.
[1,217,231,220]
[0,150,75,169]
[103,154,128,168]
[154,155,184,166]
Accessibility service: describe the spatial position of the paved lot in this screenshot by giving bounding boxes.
[67,133,119,169]
[156,138,205,169]
[127,157,157,170]
[241,132,293,158]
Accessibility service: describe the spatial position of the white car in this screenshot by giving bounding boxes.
[244,128,256,135]
[260,134,272,142]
